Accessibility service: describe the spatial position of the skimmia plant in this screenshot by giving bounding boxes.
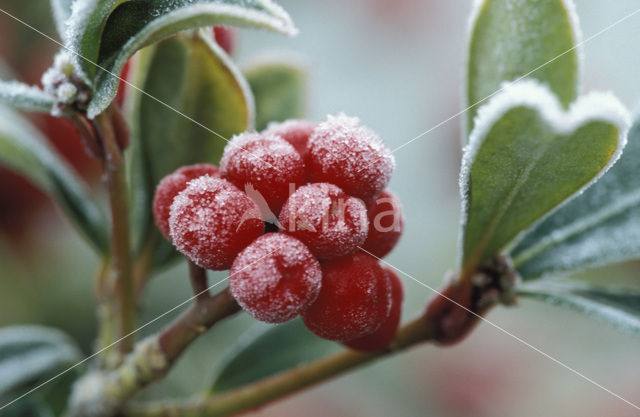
[0,0,639,416]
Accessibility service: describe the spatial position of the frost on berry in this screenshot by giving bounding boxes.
[279,183,368,260]
[302,253,392,342]
[343,267,404,351]
[230,233,322,323]
[152,164,220,239]
[362,189,404,258]
[264,119,316,159]
[220,132,305,214]
[169,176,264,270]
[307,113,394,204]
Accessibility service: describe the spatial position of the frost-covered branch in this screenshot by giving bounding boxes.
[67,288,240,417]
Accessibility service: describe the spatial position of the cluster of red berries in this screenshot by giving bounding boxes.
[153,114,405,351]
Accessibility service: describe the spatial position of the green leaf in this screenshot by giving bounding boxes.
[466,0,580,136]
[459,80,628,274]
[0,105,109,253]
[1,397,54,417]
[51,0,75,41]
[518,282,640,337]
[511,116,640,280]
[0,326,81,398]
[244,57,307,131]
[65,0,296,118]
[0,80,54,113]
[126,31,253,268]
[210,319,338,393]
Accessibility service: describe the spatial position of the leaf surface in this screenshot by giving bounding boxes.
[0,326,81,398]
[0,80,54,113]
[459,81,627,274]
[512,116,640,279]
[125,31,252,267]
[518,282,640,337]
[466,0,580,135]
[65,0,295,117]
[244,58,307,130]
[210,319,337,393]
[0,106,109,252]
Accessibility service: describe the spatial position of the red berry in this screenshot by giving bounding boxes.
[307,113,394,204]
[115,59,132,107]
[153,164,220,239]
[263,119,315,159]
[213,26,235,55]
[361,189,404,258]
[220,132,305,214]
[343,267,404,351]
[279,183,368,260]
[230,233,322,323]
[302,253,392,341]
[169,176,264,270]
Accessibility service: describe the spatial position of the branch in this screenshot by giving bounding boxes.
[67,288,241,417]
[124,277,504,417]
[124,316,438,417]
[188,261,210,302]
[94,108,135,354]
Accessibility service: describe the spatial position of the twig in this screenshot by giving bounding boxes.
[188,261,210,302]
[124,316,438,417]
[123,278,498,417]
[93,108,135,354]
[66,288,241,417]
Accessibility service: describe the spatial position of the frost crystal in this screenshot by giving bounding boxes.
[40,50,91,116]
[307,113,394,204]
[230,233,322,323]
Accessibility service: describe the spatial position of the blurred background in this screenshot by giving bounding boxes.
[1,1,639,416]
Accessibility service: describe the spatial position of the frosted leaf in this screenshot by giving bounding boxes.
[67,0,298,117]
[230,233,322,323]
[0,325,81,396]
[511,113,640,280]
[518,282,640,337]
[459,79,629,270]
[0,79,55,113]
[465,0,582,136]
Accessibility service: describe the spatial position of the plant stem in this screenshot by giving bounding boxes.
[188,261,210,301]
[124,316,437,417]
[158,287,239,360]
[94,109,135,354]
[67,288,241,417]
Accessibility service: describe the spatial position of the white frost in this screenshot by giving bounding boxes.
[458,79,630,267]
